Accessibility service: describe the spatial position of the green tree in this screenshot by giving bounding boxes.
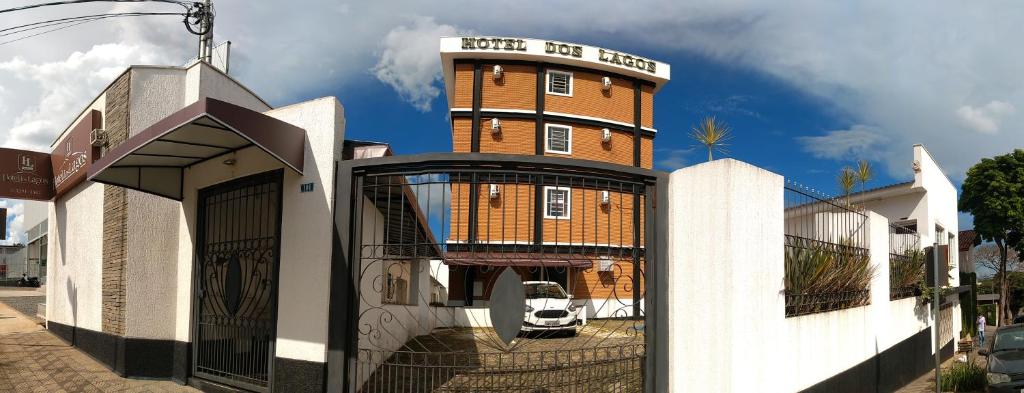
[690,116,732,161]
[838,167,857,207]
[856,160,872,194]
[959,150,1024,325]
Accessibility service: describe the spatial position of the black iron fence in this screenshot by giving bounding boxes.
[889,223,923,300]
[330,153,668,393]
[356,344,644,393]
[783,180,871,317]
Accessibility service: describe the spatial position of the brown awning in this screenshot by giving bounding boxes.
[443,252,593,268]
[87,98,305,200]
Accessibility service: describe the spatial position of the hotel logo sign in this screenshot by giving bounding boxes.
[459,36,659,74]
[50,110,100,198]
[0,148,54,201]
[0,110,102,201]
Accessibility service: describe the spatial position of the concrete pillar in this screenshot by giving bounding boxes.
[667,159,786,392]
[867,211,892,347]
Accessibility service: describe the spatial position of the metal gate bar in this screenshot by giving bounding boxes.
[192,169,283,392]
[327,153,668,393]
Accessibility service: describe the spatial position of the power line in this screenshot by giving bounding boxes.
[0,12,181,36]
[0,12,178,46]
[0,16,105,46]
[0,0,188,15]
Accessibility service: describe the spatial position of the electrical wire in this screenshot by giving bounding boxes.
[0,12,181,36]
[0,12,178,46]
[0,0,189,15]
[0,1,211,46]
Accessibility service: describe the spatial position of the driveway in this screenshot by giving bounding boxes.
[0,297,197,393]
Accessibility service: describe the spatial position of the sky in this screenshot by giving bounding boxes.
[2,0,1021,244]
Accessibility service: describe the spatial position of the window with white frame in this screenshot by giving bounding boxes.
[546,70,573,96]
[544,186,571,219]
[545,124,571,154]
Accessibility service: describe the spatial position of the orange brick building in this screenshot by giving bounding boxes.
[439,37,670,316]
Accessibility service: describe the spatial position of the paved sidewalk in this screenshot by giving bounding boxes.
[896,325,995,393]
[0,298,197,393]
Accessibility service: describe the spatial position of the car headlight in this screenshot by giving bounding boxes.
[988,372,1011,384]
[567,304,578,312]
[524,305,534,313]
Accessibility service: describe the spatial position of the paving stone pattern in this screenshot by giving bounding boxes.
[0,296,44,321]
[0,330,197,393]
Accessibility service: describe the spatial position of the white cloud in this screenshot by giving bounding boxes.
[956,101,1015,134]
[797,125,888,161]
[1,0,1023,181]
[0,42,170,151]
[655,147,695,170]
[371,18,459,112]
[0,199,26,245]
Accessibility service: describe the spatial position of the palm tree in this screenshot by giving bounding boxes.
[690,116,732,161]
[838,167,857,207]
[856,160,873,194]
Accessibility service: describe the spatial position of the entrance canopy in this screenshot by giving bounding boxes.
[87,98,305,200]
[443,252,594,268]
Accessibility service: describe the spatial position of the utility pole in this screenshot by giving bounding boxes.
[196,0,213,63]
[933,243,941,393]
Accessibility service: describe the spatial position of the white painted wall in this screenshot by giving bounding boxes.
[47,91,107,331]
[47,182,105,331]
[786,212,932,391]
[184,64,270,113]
[666,159,953,392]
[128,67,186,135]
[122,66,187,340]
[667,159,786,392]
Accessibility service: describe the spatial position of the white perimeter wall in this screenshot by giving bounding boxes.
[667,159,956,392]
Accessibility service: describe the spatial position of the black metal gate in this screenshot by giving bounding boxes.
[328,154,668,393]
[192,169,283,392]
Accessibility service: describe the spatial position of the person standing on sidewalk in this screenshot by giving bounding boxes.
[978,314,987,348]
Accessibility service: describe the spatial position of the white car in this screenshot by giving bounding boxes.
[521,281,582,334]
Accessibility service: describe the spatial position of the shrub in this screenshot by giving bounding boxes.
[940,361,985,392]
[784,237,875,315]
[890,248,925,289]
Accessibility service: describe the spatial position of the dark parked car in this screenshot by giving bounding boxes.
[980,324,1024,392]
[1014,315,1024,325]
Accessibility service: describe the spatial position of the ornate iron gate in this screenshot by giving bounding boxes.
[329,154,668,393]
[192,169,283,392]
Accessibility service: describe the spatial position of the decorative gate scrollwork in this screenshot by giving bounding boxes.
[192,169,283,392]
[341,156,663,393]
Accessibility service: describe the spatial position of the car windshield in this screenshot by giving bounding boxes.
[524,283,567,299]
[993,327,1024,352]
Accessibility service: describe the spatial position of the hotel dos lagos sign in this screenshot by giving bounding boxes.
[456,37,665,77]
[0,148,54,200]
[0,110,101,201]
[51,110,100,197]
